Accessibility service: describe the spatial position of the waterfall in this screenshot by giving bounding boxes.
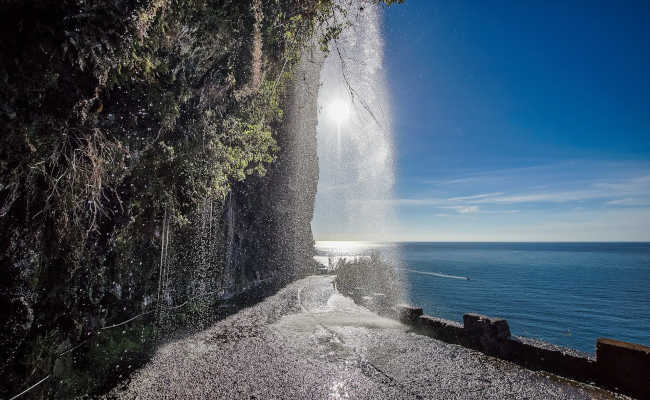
[313,2,395,242]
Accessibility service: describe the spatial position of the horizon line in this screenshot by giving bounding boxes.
[314,240,650,243]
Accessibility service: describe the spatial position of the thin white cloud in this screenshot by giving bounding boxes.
[467,190,606,204]
[442,175,650,206]
[424,177,479,185]
[595,175,650,193]
[392,190,606,207]
[606,198,650,206]
[420,162,582,187]
[391,198,446,206]
[441,205,479,214]
[447,192,504,201]
[361,174,649,224]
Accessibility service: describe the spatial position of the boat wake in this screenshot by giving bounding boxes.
[401,269,469,281]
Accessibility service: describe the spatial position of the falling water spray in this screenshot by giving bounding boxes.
[313,1,407,305]
[313,1,395,241]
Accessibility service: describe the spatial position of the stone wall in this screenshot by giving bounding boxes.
[397,305,650,399]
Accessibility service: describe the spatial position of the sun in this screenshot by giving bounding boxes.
[328,98,351,124]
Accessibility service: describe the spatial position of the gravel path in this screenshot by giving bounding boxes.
[108,276,627,399]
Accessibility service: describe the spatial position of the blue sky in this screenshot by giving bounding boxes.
[312,1,650,241]
[374,0,650,241]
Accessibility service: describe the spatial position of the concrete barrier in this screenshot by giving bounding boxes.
[396,304,423,324]
[415,315,464,344]
[393,306,650,399]
[596,338,650,399]
[504,337,596,383]
[463,313,511,356]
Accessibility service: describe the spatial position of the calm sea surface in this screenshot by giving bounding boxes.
[315,241,650,354]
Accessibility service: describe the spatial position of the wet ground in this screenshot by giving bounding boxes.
[109,276,627,399]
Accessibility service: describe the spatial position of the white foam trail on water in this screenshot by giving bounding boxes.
[401,269,470,281]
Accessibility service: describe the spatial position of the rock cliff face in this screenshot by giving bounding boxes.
[0,1,325,397]
[228,45,324,290]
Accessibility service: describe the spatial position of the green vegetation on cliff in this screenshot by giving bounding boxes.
[334,254,403,315]
[0,0,401,397]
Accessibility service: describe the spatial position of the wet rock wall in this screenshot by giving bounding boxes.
[0,2,324,396]
[226,44,324,292]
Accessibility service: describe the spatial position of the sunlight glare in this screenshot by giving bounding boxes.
[328,98,351,124]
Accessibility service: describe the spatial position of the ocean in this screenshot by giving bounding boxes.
[314,241,650,354]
